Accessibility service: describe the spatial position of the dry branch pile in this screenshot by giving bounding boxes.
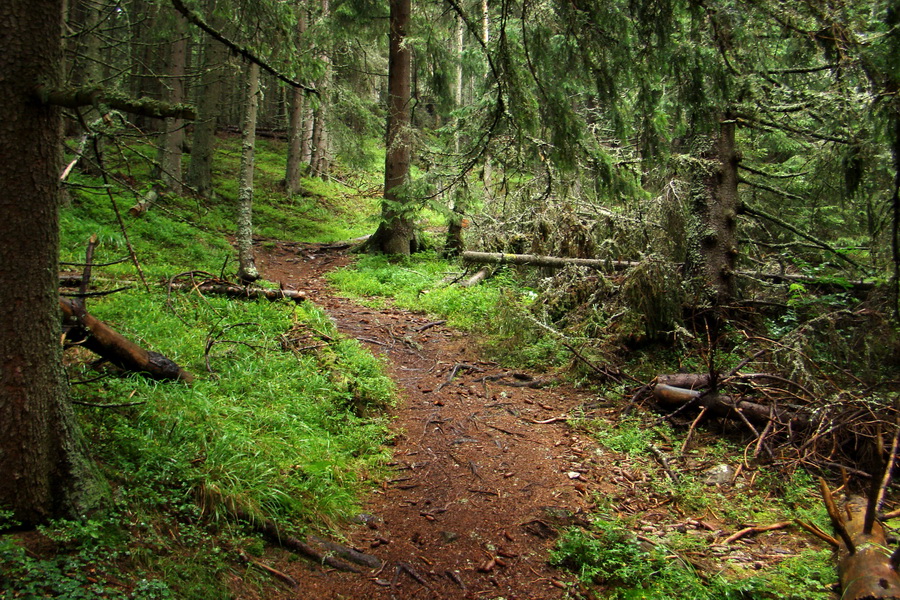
[642,361,898,478]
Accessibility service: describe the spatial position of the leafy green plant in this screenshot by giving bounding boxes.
[551,522,660,586]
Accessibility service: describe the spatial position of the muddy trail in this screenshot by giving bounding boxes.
[253,241,822,600]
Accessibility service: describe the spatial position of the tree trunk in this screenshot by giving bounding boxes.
[157,12,188,193]
[309,0,332,179]
[821,491,900,600]
[236,60,261,283]
[688,116,739,303]
[284,2,309,195]
[366,0,416,254]
[186,0,228,196]
[0,0,100,525]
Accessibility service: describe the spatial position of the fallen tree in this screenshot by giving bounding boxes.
[167,280,306,302]
[460,251,875,290]
[61,298,194,383]
[61,235,193,382]
[652,383,810,430]
[461,251,639,271]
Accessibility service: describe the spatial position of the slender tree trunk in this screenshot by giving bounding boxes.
[445,17,467,256]
[158,12,188,193]
[300,103,314,164]
[366,0,416,254]
[309,0,331,179]
[284,3,309,194]
[186,0,227,196]
[688,116,739,303]
[236,60,261,282]
[0,0,100,525]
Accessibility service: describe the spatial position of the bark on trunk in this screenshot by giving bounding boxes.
[236,60,261,283]
[308,0,331,179]
[828,494,900,599]
[0,0,100,525]
[688,116,739,303]
[284,4,309,195]
[157,13,188,192]
[60,299,194,383]
[186,1,227,196]
[365,0,417,255]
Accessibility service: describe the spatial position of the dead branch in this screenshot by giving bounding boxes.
[794,519,839,548]
[238,552,299,589]
[415,320,446,332]
[168,280,306,302]
[459,266,492,287]
[648,444,679,483]
[435,363,483,392]
[721,521,791,545]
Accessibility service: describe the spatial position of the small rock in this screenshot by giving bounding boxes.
[440,531,459,543]
[703,463,735,486]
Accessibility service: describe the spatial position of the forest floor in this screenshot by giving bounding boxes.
[251,240,830,600]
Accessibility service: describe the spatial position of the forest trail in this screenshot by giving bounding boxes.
[257,241,610,599]
[255,241,822,600]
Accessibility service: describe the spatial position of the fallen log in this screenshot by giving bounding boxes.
[652,384,809,429]
[460,266,492,287]
[461,251,640,271]
[128,188,158,217]
[61,298,194,383]
[822,489,900,599]
[168,281,306,303]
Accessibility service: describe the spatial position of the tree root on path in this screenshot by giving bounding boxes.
[197,484,381,574]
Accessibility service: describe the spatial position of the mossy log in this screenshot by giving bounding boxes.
[60,298,193,383]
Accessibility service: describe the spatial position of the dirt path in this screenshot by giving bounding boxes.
[254,241,823,600]
[256,241,611,599]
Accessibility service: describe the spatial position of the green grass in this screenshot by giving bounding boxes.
[1,135,398,599]
[327,252,570,367]
[552,416,836,599]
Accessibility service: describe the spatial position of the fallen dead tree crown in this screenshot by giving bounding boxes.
[460,250,875,290]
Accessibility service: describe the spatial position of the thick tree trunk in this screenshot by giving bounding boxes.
[688,116,739,303]
[236,60,261,283]
[0,0,100,525]
[60,299,194,382]
[186,1,227,196]
[365,0,417,255]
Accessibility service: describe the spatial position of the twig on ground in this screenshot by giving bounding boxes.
[721,521,791,545]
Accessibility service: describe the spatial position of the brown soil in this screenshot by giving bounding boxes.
[248,241,829,600]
